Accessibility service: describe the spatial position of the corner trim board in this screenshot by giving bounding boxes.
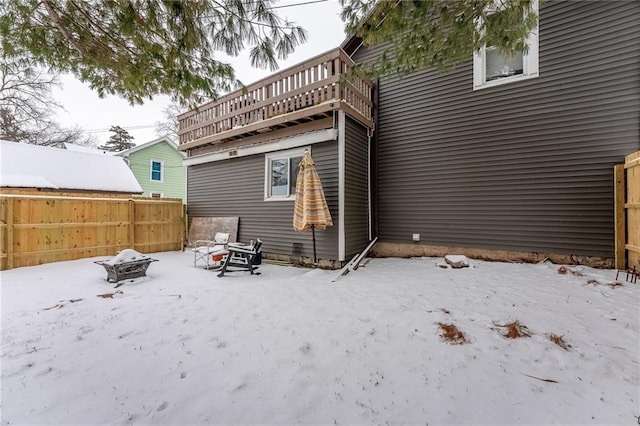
[338,111,346,262]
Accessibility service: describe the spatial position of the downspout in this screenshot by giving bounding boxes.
[367,127,373,241]
[184,156,188,205]
[371,80,380,240]
[338,110,346,262]
[183,153,189,250]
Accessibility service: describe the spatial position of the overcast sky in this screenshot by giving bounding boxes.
[53,0,347,146]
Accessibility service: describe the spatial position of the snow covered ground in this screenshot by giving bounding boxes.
[1,251,639,425]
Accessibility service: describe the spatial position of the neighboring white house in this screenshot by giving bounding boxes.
[0,140,143,194]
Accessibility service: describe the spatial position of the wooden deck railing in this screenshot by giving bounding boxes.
[178,48,373,150]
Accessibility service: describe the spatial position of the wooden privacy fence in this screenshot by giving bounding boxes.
[0,192,185,271]
[614,151,640,269]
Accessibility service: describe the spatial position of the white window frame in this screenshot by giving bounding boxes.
[150,159,164,183]
[150,192,163,198]
[473,0,539,90]
[264,146,309,201]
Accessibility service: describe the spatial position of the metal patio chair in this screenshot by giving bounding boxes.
[217,239,263,277]
[193,232,230,269]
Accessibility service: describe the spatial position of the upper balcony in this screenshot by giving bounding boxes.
[177,48,373,152]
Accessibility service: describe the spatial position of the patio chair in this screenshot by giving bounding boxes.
[217,239,263,277]
[193,232,230,269]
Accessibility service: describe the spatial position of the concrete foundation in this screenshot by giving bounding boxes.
[262,252,342,270]
[263,242,615,270]
[370,242,614,269]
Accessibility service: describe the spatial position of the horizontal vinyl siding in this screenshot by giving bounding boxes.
[355,1,640,257]
[344,116,370,258]
[129,142,186,200]
[187,140,339,261]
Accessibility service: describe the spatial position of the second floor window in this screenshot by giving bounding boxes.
[473,0,539,90]
[150,160,164,182]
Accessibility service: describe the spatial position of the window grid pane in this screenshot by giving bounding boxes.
[290,156,302,195]
[151,161,162,181]
[485,48,524,81]
[271,158,288,196]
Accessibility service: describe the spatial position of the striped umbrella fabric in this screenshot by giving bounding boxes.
[293,151,333,232]
[293,151,332,265]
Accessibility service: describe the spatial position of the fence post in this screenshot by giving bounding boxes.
[129,199,135,249]
[626,152,640,268]
[183,204,188,250]
[6,198,14,269]
[614,164,626,270]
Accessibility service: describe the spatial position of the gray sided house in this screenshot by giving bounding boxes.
[345,0,640,266]
[179,1,640,268]
[179,50,373,267]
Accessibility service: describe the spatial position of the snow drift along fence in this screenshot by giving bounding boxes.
[614,151,640,270]
[0,192,185,271]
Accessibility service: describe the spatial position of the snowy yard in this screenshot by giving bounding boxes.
[1,251,639,425]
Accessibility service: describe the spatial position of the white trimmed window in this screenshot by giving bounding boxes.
[264,147,308,201]
[150,192,163,198]
[150,160,164,182]
[473,0,539,90]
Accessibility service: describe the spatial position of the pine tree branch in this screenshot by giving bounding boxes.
[67,0,136,58]
[41,0,86,57]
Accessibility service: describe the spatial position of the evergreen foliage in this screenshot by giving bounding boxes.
[1,0,538,115]
[100,125,135,152]
[340,0,538,77]
[0,0,308,106]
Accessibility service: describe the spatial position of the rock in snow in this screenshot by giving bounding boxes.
[444,255,470,268]
[436,260,450,269]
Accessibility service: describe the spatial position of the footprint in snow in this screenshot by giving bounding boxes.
[299,343,311,354]
[156,401,169,412]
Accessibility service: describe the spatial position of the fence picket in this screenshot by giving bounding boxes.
[0,191,184,270]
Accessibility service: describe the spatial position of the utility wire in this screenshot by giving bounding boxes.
[54,0,331,136]
[77,124,158,133]
[270,0,329,10]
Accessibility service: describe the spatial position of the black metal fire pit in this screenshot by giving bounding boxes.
[94,249,158,284]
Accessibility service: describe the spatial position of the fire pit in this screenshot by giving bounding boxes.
[94,249,158,284]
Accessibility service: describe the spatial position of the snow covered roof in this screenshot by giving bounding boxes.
[0,140,143,193]
[63,143,114,155]
[115,136,185,158]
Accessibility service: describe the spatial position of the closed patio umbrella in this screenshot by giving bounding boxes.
[293,151,333,266]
